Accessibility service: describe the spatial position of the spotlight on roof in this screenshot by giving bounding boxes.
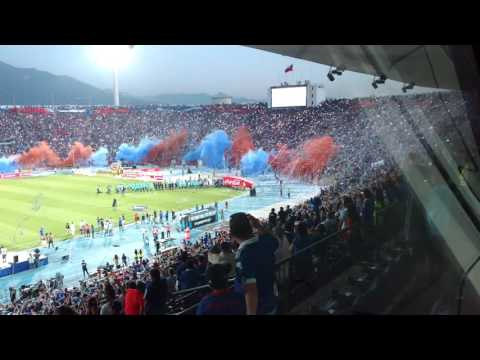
[327,71,335,82]
[332,66,345,76]
[371,74,387,89]
[376,74,387,84]
[402,82,415,93]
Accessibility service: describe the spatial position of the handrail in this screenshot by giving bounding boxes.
[170,201,403,315]
[276,201,398,266]
[172,277,235,297]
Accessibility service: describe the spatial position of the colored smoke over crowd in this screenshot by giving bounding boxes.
[145,130,188,166]
[90,147,109,167]
[269,136,337,181]
[114,130,188,166]
[16,141,94,168]
[230,127,255,167]
[0,128,337,182]
[240,149,270,176]
[183,130,232,169]
[0,142,106,171]
[0,156,18,173]
[17,141,62,167]
[61,142,93,167]
[115,138,158,164]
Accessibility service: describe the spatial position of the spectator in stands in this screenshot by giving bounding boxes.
[137,280,146,296]
[123,281,144,315]
[291,221,313,282]
[144,268,169,315]
[196,264,245,316]
[218,242,236,277]
[268,208,277,227]
[179,259,200,290]
[278,207,287,224]
[207,244,221,265]
[100,282,119,315]
[322,211,337,236]
[196,255,208,284]
[230,212,278,315]
[176,252,189,279]
[86,297,99,315]
[165,268,177,293]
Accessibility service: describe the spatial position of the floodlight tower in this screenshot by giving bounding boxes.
[91,45,134,107]
[113,67,120,106]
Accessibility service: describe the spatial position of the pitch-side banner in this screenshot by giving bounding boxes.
[0,171,32,179]
[223,175,254,189]
[122,168,164,181]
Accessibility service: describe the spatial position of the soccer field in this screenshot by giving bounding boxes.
[0,175,241,251]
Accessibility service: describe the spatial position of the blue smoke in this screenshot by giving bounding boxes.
[115,138,159,163]
[240,149,269,176]
[183,130,232,169]
[0,157,18,173]
[90,147,109,167]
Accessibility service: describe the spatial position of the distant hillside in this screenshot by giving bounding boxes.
[0,61,145,105]
[0,60,261,106]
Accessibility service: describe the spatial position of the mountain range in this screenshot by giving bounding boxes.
[0,60,259,106]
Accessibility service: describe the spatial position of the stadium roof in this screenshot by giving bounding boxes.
[247,45,463,90]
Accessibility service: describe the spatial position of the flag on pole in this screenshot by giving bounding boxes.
[284,64,294,73]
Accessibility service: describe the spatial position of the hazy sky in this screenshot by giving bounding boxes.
[0,45,434,100]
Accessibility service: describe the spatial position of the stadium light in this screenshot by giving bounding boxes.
[332,65,345,76]
[327,65,345,81]
[376,74,387,84]
[402,82,415,93]
[90,45,134,107]
[327,66,335,82]
[371,74,387,89]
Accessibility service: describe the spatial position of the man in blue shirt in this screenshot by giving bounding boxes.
[196,264,245,315]
[179,259,200,290]
[230,212,278,315]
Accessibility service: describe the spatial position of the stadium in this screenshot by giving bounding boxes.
[1,45,480,315]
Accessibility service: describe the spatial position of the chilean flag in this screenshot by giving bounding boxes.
[284,64,293,73]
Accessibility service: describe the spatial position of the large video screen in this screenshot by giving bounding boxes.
[271,86,307,108]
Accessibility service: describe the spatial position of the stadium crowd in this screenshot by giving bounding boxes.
[0,91,472,184]
[0,90,470,315]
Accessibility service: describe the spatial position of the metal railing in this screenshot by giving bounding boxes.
[168,200,407,315]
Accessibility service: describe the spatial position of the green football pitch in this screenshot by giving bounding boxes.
[0,175,240,251]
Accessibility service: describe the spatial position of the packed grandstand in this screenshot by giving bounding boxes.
[0,90,469,315]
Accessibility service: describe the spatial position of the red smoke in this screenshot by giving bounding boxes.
[269,143,293,173]
[18,141,93,168]
[60,142,93,167]
[146,130,189,166]
[269,136,337,181]
[230,127,255,167]
[18,141,62,167]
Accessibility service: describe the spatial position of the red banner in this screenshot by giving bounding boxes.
[9,107,51,115]
[94,107,129,116]
[223,175,254,189]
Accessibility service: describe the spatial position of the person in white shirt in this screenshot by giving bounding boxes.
[1,247,7,263]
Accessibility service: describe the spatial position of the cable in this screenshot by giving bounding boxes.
[457,255,480,315]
